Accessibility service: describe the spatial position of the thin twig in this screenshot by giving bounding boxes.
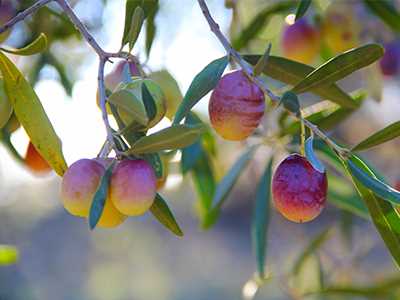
[0,0,144,157]
[197,0,348,157]
[0,0,53,35]
[55,0,105,56]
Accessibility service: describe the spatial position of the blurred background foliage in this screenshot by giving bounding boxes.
[1,0,400,299]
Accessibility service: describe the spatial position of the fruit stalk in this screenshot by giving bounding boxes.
[197,0,349,156]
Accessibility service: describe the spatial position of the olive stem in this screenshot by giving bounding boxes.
[197,0,349,157]
[0,0,147,157]
[0,0,53,35]
[299,112,306,156]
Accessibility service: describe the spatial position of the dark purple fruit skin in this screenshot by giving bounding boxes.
[380,41,400,76]
[272,154,327,223]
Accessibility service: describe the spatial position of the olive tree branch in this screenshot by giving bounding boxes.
[197,0,349,157]
[0,0,53,35]
[0,0,147,157]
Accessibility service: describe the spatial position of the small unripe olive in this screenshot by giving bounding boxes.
[24,142,52,175]
[61,159,127,228]
[110,159,157,216]
[321,5,359,54]
[379,41,400,76]
[61,159,104,217]
[281,19,320,64]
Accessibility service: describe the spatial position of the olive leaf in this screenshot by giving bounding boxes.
[364,0,400,32]
[0,51,67,176]
[292,228,333,275]
[305,136,325,173]
[150,193,183,237]
[128,124,204,154]
[232,1,295,50]
[192,151,216,221]
[0,33,48,56]
[141,81,157,122]
[347,159,400,206]
[253,43,271,77]
[145,0,159,56]
[203,146,258,228]
[89,161,116,230]
[251,157,273,278]
[141,153,163,178]
[352,121,400,152]
[292,44,384,94]
[295,0,312,21]
[121,0,158,48]
[342,155,400,267]
[280,91,300,114]
[108,89,148,126]
[173,56,229,124]
[243,55,359,109]
[127,6,145,52]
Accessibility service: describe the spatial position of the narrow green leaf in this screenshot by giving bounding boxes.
[0,77,12,129]
[0,33,48,56]
[311,276,400,298]
[141,81,157,122]
[145,1,159,57]
[364,0,400,32]
[108,89,148,126]
[46,53,73,96]
[251,158,273,278]
[0,51,67,176]
[243,55,359,108]
[343,155,400,268]
[128,124,204,154]
[173,56,229,124]
[89,161,116,230]
[141,153,163,178]
[149,69,183,120]
[232,1,295,50]
[347,160,400,206]
[127,7,145,52]
[203,146,257,228]
[192,151,216,221]
[292,44,384,94]
[181,112,207,173]
[182,142,202,174]
[253,43,271,77]
[305,136,325,173]
[295,0,312,21]
[280,91,300,114]
[353,121,400,152]
[150,193,183,236]
[327,175,369,219]
[293,228,333,275]
[313,142,369,218]
[121,0,158,48]
[0,245,19,266]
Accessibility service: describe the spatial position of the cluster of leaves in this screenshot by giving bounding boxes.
[2,1,400,296]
